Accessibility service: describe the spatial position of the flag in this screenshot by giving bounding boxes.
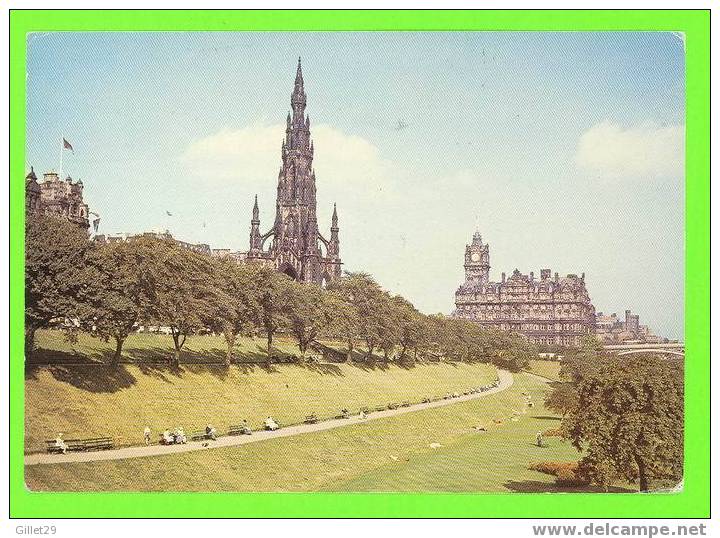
[63,138,74,152]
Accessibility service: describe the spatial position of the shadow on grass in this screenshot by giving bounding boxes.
[503,479,636,493]
[25,364,138,393]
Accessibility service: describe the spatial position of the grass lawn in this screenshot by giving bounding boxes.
[26,330,496,453]
[525,360,563,382]
[25,374,633,493]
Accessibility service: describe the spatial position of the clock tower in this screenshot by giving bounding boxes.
[464,231,490,286]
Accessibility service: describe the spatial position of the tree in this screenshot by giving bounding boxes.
[489,331,536,372]
[25,215,94,356]
[326,272,374,361]
[284,283,340,358]
[255,268,293,361]
[146,240,218,367]
[560,353,684,492]
[208,259,261,366]
[83,238,157,365]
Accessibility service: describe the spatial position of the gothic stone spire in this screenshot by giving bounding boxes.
[247,58,341,284]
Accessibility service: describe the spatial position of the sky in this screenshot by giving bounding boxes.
[26,32,685,340]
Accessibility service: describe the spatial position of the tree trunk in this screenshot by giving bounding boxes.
[25,326,37,358]
[171,330,183,368]
[635,454,649,492]
[224,330,236,367]
[112,335,125,366]
[266,331,273,363]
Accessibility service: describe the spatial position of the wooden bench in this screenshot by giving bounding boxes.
[190,430,214,441]
[304,414,319,424]
[228,424,252,436]
[360,406,371,415]
[80,437,114,451]
[387,402,399,410]
[336,410,351,419]
[421,397,431,404]
[400,400,411,407]
[374,405,386,412]
[45,437,113,453]
[45,440,66,454]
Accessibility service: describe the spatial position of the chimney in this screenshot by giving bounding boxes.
[529,271,534,280]
[501,272,506,283]
[554,272,559,282]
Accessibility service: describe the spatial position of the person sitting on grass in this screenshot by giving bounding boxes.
[162,430,173,445]
[54,433,67,454]
[264,416,279,431]
[536,431,545,447]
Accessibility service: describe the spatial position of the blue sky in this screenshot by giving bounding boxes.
[26,32,685,339]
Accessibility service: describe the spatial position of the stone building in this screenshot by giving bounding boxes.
[595,309,664,344]
[244,59,341,284]
[453,231,596,347]
[95,230,212,256]
[25,167,91,230]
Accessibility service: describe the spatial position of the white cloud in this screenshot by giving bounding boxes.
[179,122,390,191]
[575,121,684,180]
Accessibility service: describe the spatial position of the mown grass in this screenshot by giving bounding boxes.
[26,330,496,453]
[525,360,563,382]
[24,374,633,493]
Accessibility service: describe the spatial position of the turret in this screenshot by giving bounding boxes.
[464,229,490,285]
[249,195,262,252]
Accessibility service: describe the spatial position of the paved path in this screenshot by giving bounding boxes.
[26,369,514,467]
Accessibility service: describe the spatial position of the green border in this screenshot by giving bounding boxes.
[10,10,710,518]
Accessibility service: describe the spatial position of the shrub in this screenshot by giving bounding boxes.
[528,461,589,487]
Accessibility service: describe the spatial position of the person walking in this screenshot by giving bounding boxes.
[143,426,151,446]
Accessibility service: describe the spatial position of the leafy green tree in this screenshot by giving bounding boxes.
[284,282,341,358]
[255,267,293,361]
[83,238,158,365]
[326,272,376,361]
[489,331,536,372]
[208,259,262,366]
[561,354,684,492]
[25,215,94,355]
[146,240,218,367]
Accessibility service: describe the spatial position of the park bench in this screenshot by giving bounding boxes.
[79,437,114,451]
[359,406,371,415]
[387,402,399,410]
[46,437,113,453]
[190,430,215,442]
[421,397,431,404]
[400,401,411,407]
[304,414,319,424]
[228,424,252,436]
[374,405,386,412]
[336,410,351,419]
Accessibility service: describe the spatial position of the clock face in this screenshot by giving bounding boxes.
[471,252,481,262]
